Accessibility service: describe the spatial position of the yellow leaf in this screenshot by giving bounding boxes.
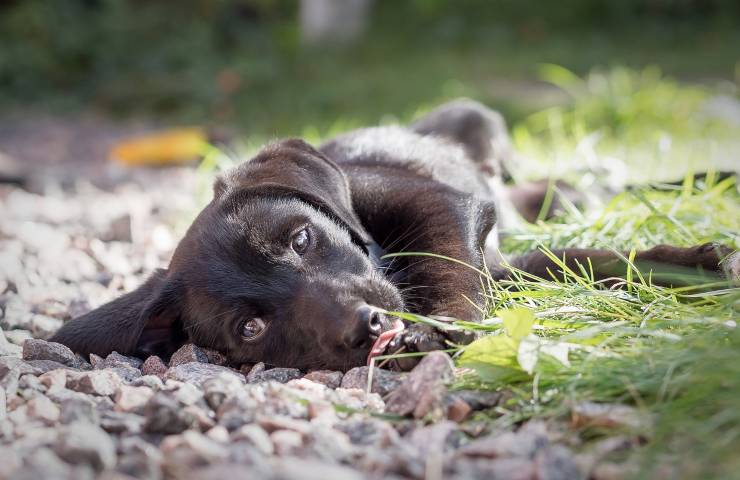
[109,127,208,167]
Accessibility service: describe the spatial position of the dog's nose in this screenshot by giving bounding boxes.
[344,304,385,349]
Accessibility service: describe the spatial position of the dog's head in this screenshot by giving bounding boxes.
[52,139,403,371]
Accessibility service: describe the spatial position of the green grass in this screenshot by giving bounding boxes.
[366,67,739,478]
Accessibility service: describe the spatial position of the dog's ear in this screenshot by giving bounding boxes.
[215,138,372,247]
[49,269,186,359]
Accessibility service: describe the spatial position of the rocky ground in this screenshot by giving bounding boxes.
[0,118,637,480]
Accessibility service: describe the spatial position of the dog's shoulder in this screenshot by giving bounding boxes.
[320,126,491,198]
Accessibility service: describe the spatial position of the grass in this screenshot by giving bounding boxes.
[366,67,739,478]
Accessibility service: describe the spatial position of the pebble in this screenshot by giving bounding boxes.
[141,355,168,377]
[103,351,143,369]
[446,397,473,422]
[231,424,274,455]
[165,362,245,387]
[58,397,100,425]
[3,328,33,346]
[270,429,304,456]
[248,367,302,384]
[67,370,121,396]
[571,402,647,431]
[143,393,198,434]
[303,370,344,389]
[202,373,244,410]
[385,351,454,418]
[169,343,209,367]
[54,421,117,471]
[22,338,79,367]
[245,362,266,382]
[340,366,405,396]
[114,385,154,412]
[27,394,61,425]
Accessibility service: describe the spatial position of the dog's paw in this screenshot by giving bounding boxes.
[386,323,446,371]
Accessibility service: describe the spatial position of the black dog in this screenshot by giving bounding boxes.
[51,99,738,371]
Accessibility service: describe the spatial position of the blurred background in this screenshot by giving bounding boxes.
[1,0,739,185]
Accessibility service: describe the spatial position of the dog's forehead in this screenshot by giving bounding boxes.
[219,196,354,246]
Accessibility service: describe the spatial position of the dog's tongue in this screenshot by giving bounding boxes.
[367,319,405,366]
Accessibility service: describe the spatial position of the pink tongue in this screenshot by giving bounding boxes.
[367,319,405,365]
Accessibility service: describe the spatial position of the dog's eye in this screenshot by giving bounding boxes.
[241,318,266,340]
[291,228,310,254]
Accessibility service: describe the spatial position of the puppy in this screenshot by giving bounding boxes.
[51,100,738,371]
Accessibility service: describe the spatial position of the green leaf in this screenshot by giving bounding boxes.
[459,335,519,368]
[500,307,536,340]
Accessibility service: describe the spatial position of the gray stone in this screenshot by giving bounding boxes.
[231,424,274,455]
[143,392,198,434]
[203,373,244,410]
[0,335,22,357]
[448,389,502,411]
[303,370,343,389]
[100,411,145,434]
[3,329,33,346]
[67,370,121,396]
[131,374,165,390]
[335,418,401,447]
[164,362,244,388]
[245,362,266,382]
[114,385,154,412]
[386,351,454,418]
[117,437,164,480]
[27,394,61,425]
[248,367,302,384]
[535,444,582,480]
[272,458,366,480]
[0,388,6,421]
[340,365,405,396]
[29,314,64,339]
[89,353,104,369]
[160,430,228,470]
[59,397,100,425]
[108,364,142,383]
[25,359,76,373]
[458,421,549,459]
[169,343,209,367]
[270,429,304,456]
[454,457,538,480]
[103,351,143,369]
[22,338,79,367]
[55,422,116,471]
[19,447,82,480]
[216,394,259,431]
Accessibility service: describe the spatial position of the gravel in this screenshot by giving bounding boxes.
[0,153,613,479]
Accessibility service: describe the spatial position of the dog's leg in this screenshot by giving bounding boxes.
[410,98,513,179]
[410,99,588,226]
[493,243,739,287]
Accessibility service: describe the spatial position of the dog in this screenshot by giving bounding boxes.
[51,99,738,371]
